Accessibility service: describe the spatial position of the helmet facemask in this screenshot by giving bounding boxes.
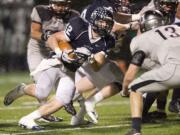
[90,7,114,37]
[50,0,71,18]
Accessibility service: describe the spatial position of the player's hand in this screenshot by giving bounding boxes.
[130,21,140,30]
[61,50,76,63]
[74,47,91,57]
[41,30,55,41]
[120,90,129,97]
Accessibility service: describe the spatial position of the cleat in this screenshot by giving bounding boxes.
[19,116,44,130]
[168,99,180,113]
[142,115,157,123]
[4,83,26,106]
[125,129,141,135]
[147,111,167,119]
[64,101,77,116]
[70,115,93,126]
[84,100,98,124]
[38,115,63,123]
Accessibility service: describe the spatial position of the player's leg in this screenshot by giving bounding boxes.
[126,64,180,135]
[4,67,58,105]
[148,91,168,119]
[19,74,75,130]
[169,88,180,113]
[85,82,121,124]
[71,73,96,126]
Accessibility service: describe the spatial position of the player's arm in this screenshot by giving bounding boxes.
[176,3,180,19]
[47,31,69,57]
[30,22,42,41]
[114,12,141,23]
[122,50,146,96]
[89,51,106,71]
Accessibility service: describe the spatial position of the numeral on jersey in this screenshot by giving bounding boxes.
[65,24,73,36]
[155,26,180,40]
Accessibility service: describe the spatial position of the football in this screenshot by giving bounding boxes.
[58,41,77,59]
[58,41,72,51]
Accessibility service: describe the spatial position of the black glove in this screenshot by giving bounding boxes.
[41,30,54,41]
[61,50,77,64]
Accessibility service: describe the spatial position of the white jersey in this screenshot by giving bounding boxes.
[139,0,155,15]
[130,24,180,65]
[27,5,79,74]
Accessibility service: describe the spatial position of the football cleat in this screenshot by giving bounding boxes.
[125,129,141,135]
[4,83,26,106]
[84,100,98,124]
[64,101,77,116]
[147,111,167,119]
[19,116,44,130]
[168,100,180,113]
[70,115,92,126]
[38,115,63,123]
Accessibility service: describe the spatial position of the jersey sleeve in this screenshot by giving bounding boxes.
[64,17,85,41]
[31,7,41,23]
[130,35,149,56]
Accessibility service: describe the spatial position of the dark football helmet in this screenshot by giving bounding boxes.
[154,0,178,24]
[49,0,71,17]
[108,0,131,13]
[140,10,165,32]
[90,7,114,37]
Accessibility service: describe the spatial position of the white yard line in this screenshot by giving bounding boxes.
[11,124,130,135]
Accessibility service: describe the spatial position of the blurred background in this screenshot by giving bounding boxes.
[0,0,149,73]
[0,0,93,73]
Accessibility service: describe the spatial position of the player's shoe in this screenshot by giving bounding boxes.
[147,111,167,119]
[64,101,77,116]
[19,116,44,130]
[125,129,141,135]
[70,115,92,126]
[168,100,180,113]
[38,115,63,122]
[4,83,26,106]
[84,100,98,124]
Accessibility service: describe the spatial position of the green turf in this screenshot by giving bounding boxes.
[0,72,180,135]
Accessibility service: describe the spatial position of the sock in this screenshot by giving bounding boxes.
[157,91,168,111]
[25,110,42,120]
[89,92,104,105]
[171,88,180,102]
[142,92,158,116]
[76,98,86,120]
[132,117,142,132]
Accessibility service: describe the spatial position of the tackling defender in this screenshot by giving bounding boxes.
[4,0,80,122]
[122,9,180,135]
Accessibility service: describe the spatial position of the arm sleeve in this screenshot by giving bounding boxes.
[131,50,146,66]
[31,7,41,23]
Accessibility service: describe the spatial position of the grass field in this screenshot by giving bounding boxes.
[0,72,180,135]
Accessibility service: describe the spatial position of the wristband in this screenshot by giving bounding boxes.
[55,48,62,58]
[132,14,141,21]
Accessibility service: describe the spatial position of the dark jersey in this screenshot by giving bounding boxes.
[63,16,115,71]
[81,0,114,22]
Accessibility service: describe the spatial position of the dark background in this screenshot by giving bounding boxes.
[0,0,150,73]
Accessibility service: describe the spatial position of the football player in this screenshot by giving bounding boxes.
[122,9,180,135]
[138,0,180,122]
[3,0,80,122]
[16,7,116,130]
